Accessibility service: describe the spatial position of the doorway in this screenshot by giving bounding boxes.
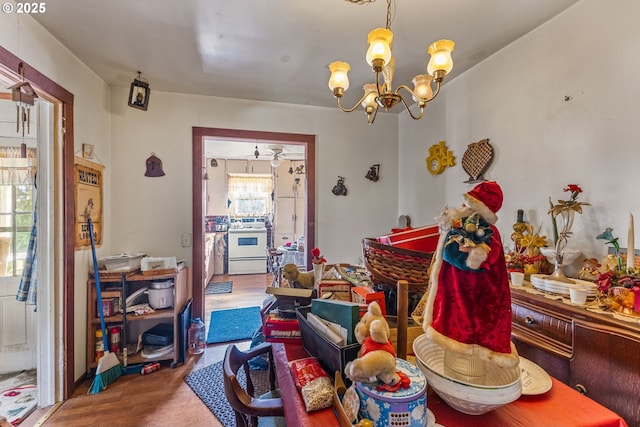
[191,127,315,320]
[0,47,76,404]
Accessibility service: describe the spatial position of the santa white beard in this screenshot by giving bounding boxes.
[435,204,474,232]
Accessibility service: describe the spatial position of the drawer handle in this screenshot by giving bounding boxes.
[524,315,535,325]
[575,384,587,395]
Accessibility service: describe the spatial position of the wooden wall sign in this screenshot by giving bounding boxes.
[74,157,104,248]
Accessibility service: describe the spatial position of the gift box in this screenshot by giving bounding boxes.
[377,224,439,253]
[296,306,360,378]
[351,286,386,316]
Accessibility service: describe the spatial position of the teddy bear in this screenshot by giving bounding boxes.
[344,301,401,387]
[282,263,315,289]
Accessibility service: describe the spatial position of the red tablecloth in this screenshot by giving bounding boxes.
[272,342,628,427]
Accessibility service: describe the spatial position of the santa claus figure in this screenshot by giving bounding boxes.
[423,181,519,371]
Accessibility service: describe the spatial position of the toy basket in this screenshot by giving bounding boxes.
[362,237,434,293]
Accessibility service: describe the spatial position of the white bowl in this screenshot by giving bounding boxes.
[413,334,522,415]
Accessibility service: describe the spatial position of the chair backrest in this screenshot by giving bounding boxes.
[223,343,284,427]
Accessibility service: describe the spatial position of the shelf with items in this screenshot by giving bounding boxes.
[86,267,188,374]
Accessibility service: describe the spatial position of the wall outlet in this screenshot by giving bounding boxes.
[181,233,192,247]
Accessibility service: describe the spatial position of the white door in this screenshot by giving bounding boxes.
[0,99,37,373]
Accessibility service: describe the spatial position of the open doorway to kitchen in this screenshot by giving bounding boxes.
[0,47,76,407]
[191,127,315,321]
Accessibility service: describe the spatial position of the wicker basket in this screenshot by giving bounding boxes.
[362,237,434,293]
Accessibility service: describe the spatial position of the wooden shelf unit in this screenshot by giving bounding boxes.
[511,286,640,427]
[86,268,188,374]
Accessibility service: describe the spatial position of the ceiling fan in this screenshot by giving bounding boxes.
[250,145,301,167]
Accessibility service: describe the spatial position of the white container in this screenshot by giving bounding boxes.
[148,280,174,309]
[569,287,588,305]
[101,253,145,271]
[141,256,177,272]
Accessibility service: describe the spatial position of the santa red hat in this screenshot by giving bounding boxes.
[462,181,503,224]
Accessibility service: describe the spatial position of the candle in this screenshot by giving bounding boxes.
[628,213,635,272]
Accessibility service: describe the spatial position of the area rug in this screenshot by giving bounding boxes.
[184,360,272,427]
[207,306,262,344]
[204,281,233,295]
[0,384,37,426]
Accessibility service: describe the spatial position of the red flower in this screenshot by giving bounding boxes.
[311,247,326,264]
[564,184,583,194]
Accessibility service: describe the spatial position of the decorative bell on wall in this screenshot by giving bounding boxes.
[145,153,165,177]
[332,176,348,196]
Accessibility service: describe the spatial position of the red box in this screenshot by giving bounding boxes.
[263,312,302,343]
[377,224,439,253]
[351,286,386,316]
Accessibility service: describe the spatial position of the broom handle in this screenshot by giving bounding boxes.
[88,218,109,351]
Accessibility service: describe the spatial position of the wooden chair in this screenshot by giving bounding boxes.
[223,342,285,427]
[266,248,284,287]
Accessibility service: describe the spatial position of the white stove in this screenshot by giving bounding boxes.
[228,218,267,275]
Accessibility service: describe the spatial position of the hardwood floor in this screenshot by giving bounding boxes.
[32,273,273,427]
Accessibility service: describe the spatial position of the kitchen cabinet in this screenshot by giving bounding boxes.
[226,159,271,174]
[273,167,305,245]
[86,268,188,375]
[205,163,227,216]
[511,286,640,426]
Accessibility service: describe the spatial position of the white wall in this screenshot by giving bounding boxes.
[399,0,640,272]
[0,11,112,381]
[109,87,400,266]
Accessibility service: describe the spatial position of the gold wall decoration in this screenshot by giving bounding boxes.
[75,157,104,248]
[426,141,456,175]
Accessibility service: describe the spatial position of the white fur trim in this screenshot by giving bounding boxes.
[423,229,448,330]
[466,246,489,270]
[463,193,498,224]
[426,327,520,369]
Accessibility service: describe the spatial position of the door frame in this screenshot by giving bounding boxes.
[191,127,315,320]
[0,46,75,399]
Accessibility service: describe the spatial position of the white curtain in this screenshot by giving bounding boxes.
[227,173,273,196]
[0,146,37,185]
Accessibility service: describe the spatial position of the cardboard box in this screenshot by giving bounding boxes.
[296,306,360,378]
[351,286,386,316]
[263,312,301,343]
[318,280,351,301]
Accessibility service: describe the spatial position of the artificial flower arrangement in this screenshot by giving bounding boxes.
[506,214,547,275]
[548,184,590,251]
[594,228,640,315]
[311,247,326,265]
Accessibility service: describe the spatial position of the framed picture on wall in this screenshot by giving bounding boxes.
[74,157,104,248]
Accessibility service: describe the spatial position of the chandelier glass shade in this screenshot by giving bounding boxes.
[328,0,454,124]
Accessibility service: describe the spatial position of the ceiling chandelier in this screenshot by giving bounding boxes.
[328,0,454,124]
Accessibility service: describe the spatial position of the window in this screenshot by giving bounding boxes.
[0,184,34,277]
[227,174,273,217]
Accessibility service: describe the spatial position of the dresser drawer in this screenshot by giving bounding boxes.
[511,300,573,358]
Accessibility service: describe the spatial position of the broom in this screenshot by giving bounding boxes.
[87,218,123,394]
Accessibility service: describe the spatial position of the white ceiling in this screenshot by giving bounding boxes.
[29,0,580,158]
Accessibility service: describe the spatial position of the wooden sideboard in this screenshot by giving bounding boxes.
[511,286,640,427]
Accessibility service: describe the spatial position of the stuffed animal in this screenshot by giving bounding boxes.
[282,263,315,289]
[344,301,400,386]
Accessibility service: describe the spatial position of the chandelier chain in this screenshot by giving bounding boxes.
[386,0,392,29]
